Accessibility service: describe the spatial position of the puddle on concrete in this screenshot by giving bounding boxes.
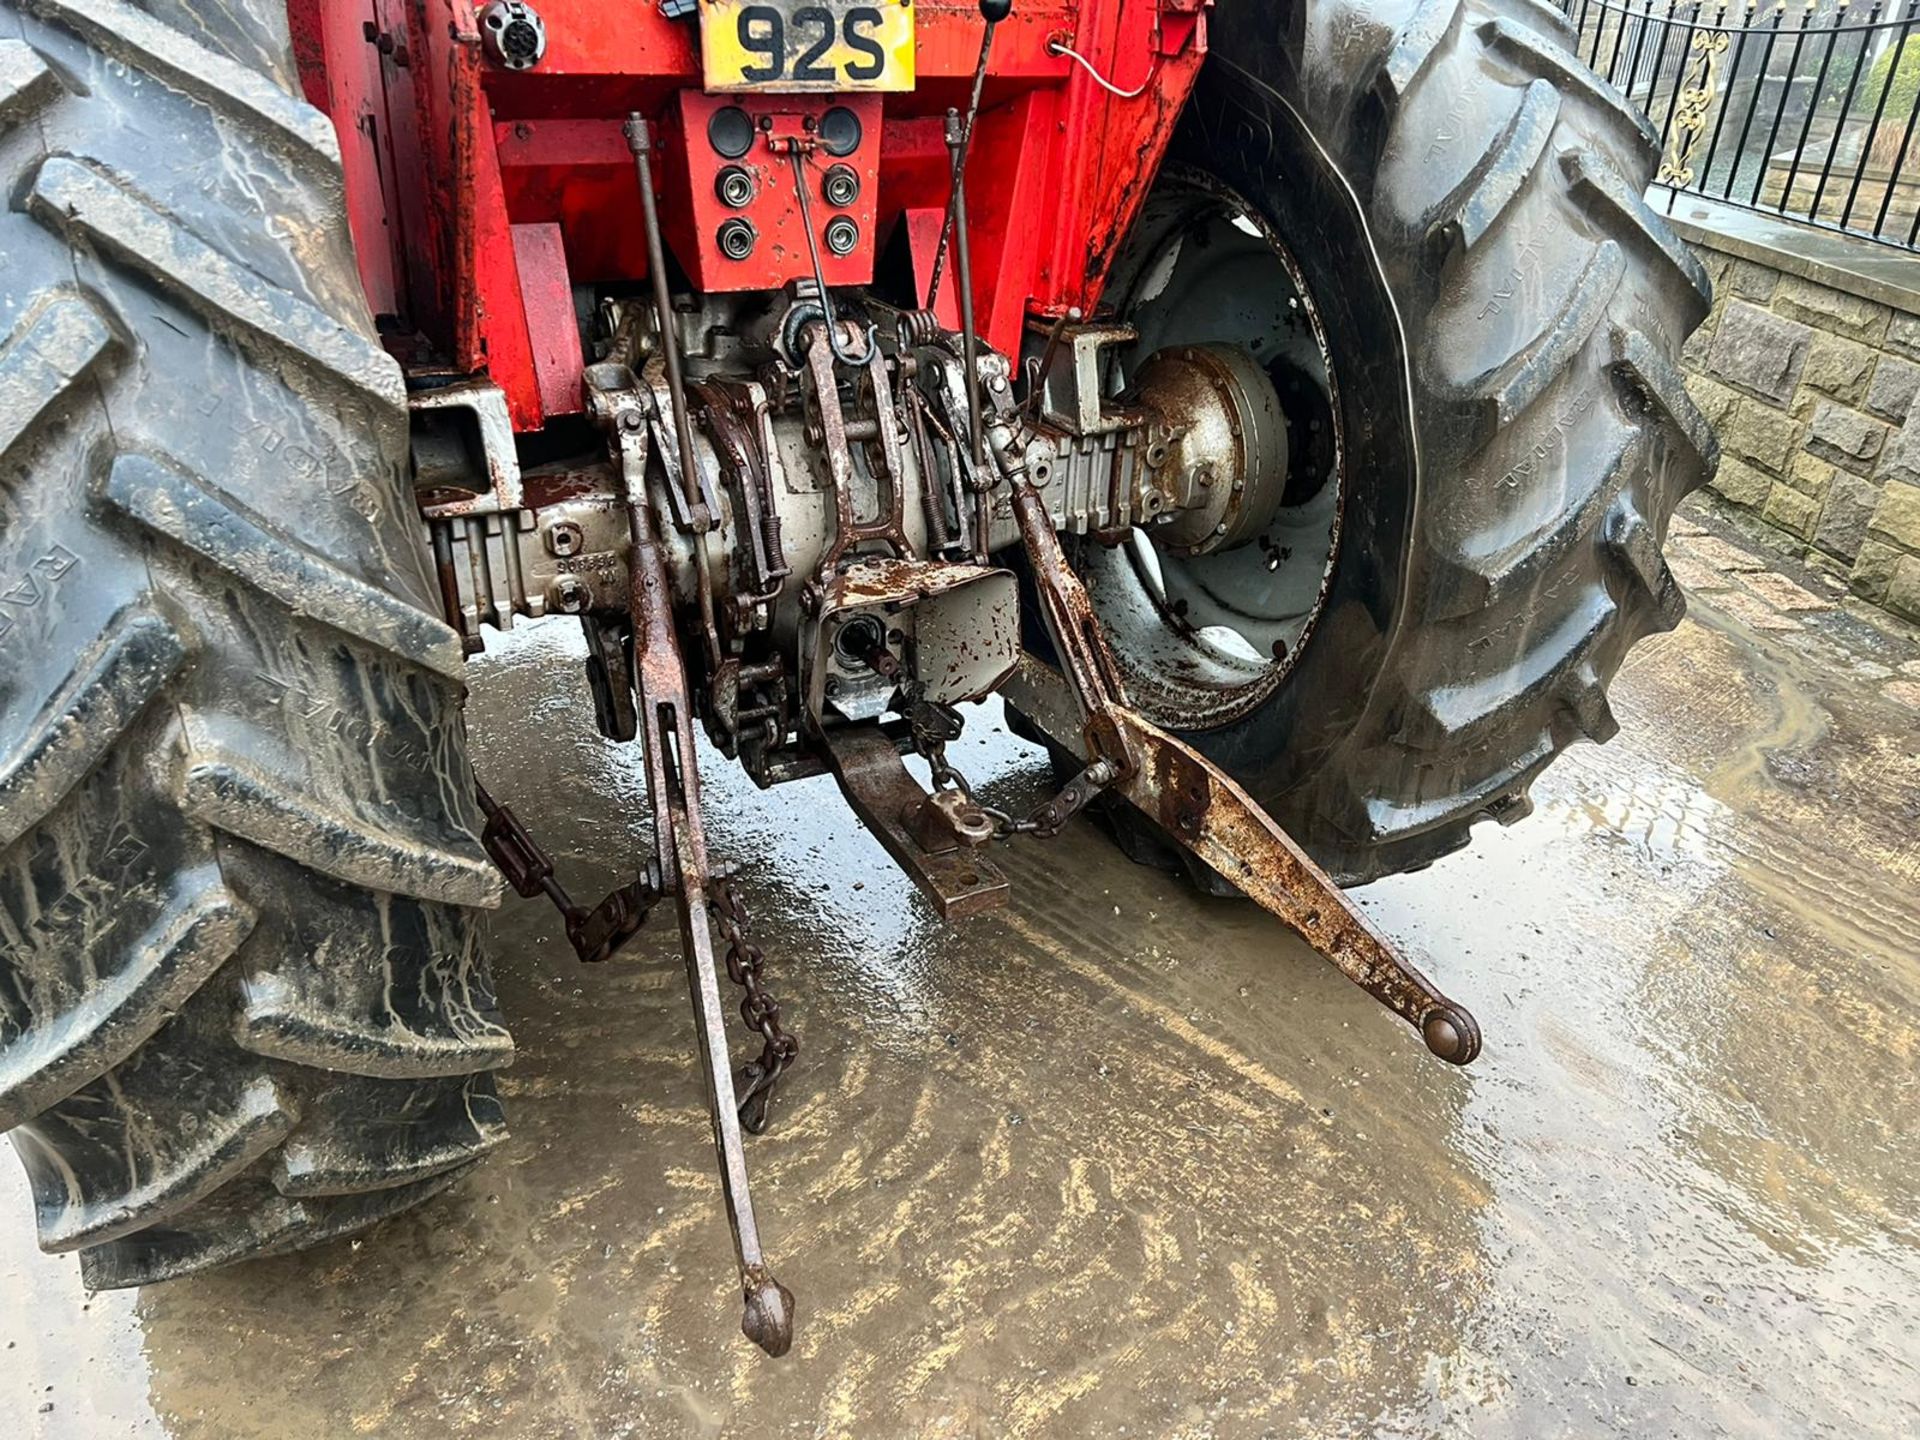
[2,608,1917,1438]
[0,1226,155,1436]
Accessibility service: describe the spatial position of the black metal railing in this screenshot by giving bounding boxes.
[1561,0,1920,251]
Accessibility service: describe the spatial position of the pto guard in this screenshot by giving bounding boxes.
[804,560,1018,726]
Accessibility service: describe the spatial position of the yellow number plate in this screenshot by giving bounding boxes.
[699,0,915,94]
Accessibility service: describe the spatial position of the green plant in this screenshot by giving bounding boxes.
[1867,35,1920,167]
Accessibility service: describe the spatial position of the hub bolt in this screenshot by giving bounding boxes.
[822,164,860,207]
[716,217,757,261]
[823,216,859,257]
[715,165,756,208]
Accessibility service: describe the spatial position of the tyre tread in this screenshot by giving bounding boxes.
[0,36,57,125]
[102,452,466,680]
[1311,0,1713,875]
[177,719,503,908]
[19,1072,297,1252]
[0,291,117,467]
[0,872,256,1132]
[0,0,507,1283]
[1427,78,1559,255]
[0,604,184,851]
[1478,15,1660,156]
[28,157,403,408]
[21,0,338,162]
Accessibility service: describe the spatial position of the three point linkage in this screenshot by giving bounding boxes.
[469,93,1482,1362]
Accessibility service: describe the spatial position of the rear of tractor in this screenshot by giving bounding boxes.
[0,0,1713,1354]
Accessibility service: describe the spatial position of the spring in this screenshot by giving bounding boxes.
[897,308,942,347]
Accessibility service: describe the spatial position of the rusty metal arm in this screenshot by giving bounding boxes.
[994,417,1479,1063]
[591,323,794,1353]
[1004,655,1481,1064]
[1002,636,1482,1065]
[999,455,1135,776]
[625,476,796,1356]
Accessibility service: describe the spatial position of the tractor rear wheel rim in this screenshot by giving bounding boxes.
[1085,171,1348,732]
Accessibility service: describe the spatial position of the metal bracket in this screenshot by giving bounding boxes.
[803,322,914,571]
[801,558,1019,728]
[822,725,1009,919]
[1037,322,1139,435]
[411,378,525,516]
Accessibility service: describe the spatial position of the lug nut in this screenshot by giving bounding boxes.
[716,217,757,261]
[545,519,584,557]
[715,165,755,208]
[822,163,860,207]
[823,216,859,257]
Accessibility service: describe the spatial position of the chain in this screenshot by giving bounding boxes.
[476,783,660,965]
[709,873,800,1135]
[915,724,1116,841]
[878,636,1118,842]
[480,783,800,1132]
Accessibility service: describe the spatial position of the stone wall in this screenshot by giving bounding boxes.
[1678,227,1920,625]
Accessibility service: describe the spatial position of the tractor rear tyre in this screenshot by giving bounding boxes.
[1043,0,1717,885]
[0,0,511,1285]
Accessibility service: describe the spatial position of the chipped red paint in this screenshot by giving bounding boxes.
[654,92,885,293]
[511,222,586,416]
[292,0,1208,431]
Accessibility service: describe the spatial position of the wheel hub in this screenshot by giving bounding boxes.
[1132,343,1290,558]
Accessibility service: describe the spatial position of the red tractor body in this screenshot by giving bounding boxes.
[0,0,1718,1352]
[286,0,1207,430]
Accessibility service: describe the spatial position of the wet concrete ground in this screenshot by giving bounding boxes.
[5,506,1919,1438]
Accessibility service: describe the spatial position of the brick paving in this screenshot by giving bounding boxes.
[1670,493,1920,709]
